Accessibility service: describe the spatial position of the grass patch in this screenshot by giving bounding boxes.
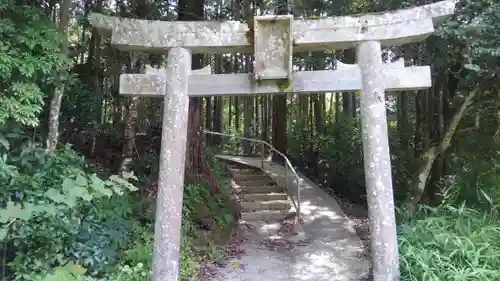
[399,204,500,281]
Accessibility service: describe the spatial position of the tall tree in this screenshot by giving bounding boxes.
[271,0,289,163]
[178,0,205,174]
[46,0,71,151]
[121,0,154,172]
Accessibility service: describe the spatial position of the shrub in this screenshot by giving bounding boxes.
[0,137,139,280]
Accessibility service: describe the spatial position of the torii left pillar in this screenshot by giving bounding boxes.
[119,49,212,281]
[125,47,191,281]
[154,48,190,281]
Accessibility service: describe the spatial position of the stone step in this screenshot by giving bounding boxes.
[236,185,284,194]
[241,200,291,211]
[235,178,276,186]
[241,193,288,202]
[228,167,258,175]
[231,173,267,181]
[226,162,248,168]
[241,210,294,222]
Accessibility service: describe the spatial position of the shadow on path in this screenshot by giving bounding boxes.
[211,155,370,281]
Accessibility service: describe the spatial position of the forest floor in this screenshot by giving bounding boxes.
[198,156,370,281]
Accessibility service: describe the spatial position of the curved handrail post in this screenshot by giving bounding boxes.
[203,130,302,222]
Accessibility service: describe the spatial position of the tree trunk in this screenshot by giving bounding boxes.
[121,0,152,172]
[254,96,260,142]
[46,0,71,151]
[414,91,426,157]
[178,0,205,174]
[340,49,356,118]
[271,0,288,163]
[121,96,140,172]
[335,92,340,123]
[228,96,232,129]
[494,89,500,145]
[397,91,411,158]
[234,53,241,133]
[400,88,478,221]
[205,96,212,143]
[261,94,269,156]
[213,54,223,143]
[272,96,287,163]
[425,70,445,202]
[314,94,323,134]
[243,55,254,155]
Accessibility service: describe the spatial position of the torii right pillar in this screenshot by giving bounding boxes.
[357,40,400,281]
[354,3,456,278]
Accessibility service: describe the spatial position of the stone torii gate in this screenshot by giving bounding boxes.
[89,1,456,280]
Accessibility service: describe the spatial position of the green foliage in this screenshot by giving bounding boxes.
[287,117,368,202]
[0,133,140,280]
[30,262,148,281]
[0,137,234,281]
[99,226,199,281]
[445,134,500,210]
[399,204,500,281]
[36,263,89,281]
[106,229,153,281]
[107,263,150,281]
[439,0,500,84]
[0,0,71,127]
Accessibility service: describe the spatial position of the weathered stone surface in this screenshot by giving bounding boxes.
[337,58,405,70]
[357,41,399,281]
[120,64,211,96]
[144,64,212,75]
[120,74,167,96]
[90,14,249,53]
[119,65,430,96]
[254,15,293,80]
[151,47,191,281]
[295,18,435,50]
[193,66,430,95]
[89,0,456,53]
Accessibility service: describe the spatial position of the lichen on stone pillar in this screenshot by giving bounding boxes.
[357,40,400,281]
[151,47,191,281]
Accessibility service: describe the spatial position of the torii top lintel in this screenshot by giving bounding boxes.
[89,0,456,54]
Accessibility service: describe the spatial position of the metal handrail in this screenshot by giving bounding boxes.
[203,130,302,221]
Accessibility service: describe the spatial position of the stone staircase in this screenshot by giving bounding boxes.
[225,162,296,227]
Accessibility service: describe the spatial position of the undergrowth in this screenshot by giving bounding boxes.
[284,116,500,281]
[399,203,500,281]
[0,133,234,281]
